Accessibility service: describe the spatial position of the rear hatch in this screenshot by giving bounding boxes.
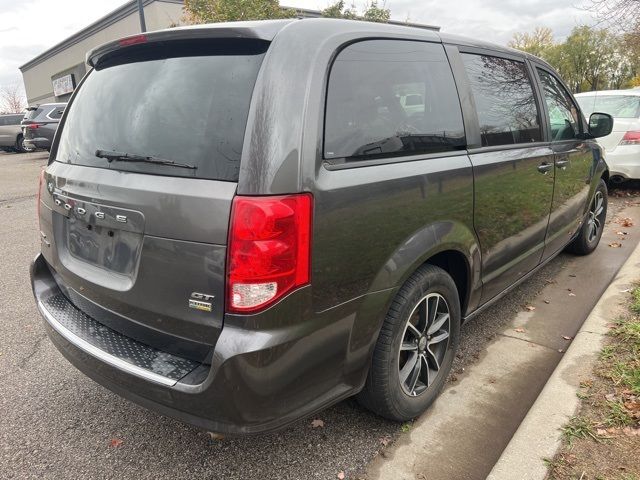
[38,37,269,362]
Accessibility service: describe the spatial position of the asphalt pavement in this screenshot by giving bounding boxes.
[1,150,638,480]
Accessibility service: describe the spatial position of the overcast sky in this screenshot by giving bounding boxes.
[0,0,596,92]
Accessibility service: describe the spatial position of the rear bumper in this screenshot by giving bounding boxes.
[31,253,361,434]
[24,137,51,150]
[605,145,640,180]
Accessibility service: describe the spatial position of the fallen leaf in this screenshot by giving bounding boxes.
[109,438,123,448]
[622,427,640,436]
[311,419,325,428]
[606,323,618,329]
[621,218,634,227]
[569,274,577,277]
[562,335,572,340]
[524,305,536,311]
[605,393,616,402]
[609,242,622,248]
[379,435,392,447]
[337,471,345,479]
[616,231,628,236]
[514,328,525,333]
[207,432,225,441]
[568,293,576,297]
[558,349,565,353]
[596,428,608,436]
[544,300,550,304]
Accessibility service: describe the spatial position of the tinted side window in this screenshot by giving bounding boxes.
[537,69,581,141]
[48,107,64,120]
[462,54,542,147]
[324,40,465,160]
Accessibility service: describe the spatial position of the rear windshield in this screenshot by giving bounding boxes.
[55,39,268,181]
[577,95,640,119]
[24,108,43,121]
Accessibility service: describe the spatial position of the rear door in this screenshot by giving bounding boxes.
[0,115,22,146]
[38,38,269,359]
[457,50,555,302]
[534,66,596,259]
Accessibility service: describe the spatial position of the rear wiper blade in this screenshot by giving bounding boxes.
[95,149,197,170]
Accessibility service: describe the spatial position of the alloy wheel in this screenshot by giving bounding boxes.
[398,293,451,397]
[587,191,605,243]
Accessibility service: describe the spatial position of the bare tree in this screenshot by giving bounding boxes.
[585,0,640,35]
[0,83,27,114]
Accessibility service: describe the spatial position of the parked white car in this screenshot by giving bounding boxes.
[575,88,640,183]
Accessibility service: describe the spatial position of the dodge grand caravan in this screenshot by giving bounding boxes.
[31,19,614,434]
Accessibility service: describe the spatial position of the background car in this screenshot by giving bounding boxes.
[575,88,640,183]
[0,113,30,153]
[21,103,66,151]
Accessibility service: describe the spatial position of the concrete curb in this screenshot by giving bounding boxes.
[487,241,640,480]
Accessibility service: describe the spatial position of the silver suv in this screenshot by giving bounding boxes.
[0,114,29,153]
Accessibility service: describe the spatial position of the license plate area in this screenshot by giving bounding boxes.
[50,193,145,280]
[66,216,141,275]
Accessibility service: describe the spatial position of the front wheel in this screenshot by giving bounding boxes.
[566,178,608,255]
[357,264,460,421]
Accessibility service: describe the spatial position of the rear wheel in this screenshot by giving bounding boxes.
[566,179,607,255]
[357,264,460,421]
[15,135,29,153]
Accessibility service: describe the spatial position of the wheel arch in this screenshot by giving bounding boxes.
[369,220,482,318]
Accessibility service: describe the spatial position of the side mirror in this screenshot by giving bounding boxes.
[588,112,613,138]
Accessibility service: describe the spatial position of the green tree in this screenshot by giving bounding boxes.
[508,27,554,57]
[321,0,390,22]
[362,0,390,23]
[321,1,357,19]
[183,0,295,23]
[510,24,637,92]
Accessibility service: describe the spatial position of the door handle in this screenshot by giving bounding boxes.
[556,159,569,170]
[537,163,553,174]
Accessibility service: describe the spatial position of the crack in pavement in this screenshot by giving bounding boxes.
[497,332,561,351]
[18,333,48,369]
[0,194,37,205]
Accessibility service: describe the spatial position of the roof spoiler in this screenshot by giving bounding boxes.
[86,20,293,67]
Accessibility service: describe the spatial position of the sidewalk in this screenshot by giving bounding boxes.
[487,240,640,480]
[366,203,640,480]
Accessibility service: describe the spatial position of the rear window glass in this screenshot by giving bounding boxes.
[324,40,466,160]
[55,39,268,181]
[24,108,43,121]
[576,95,640,119]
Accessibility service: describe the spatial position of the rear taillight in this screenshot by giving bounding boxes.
[25,123,42,130]
[620,131,640,145]
[226,193,313,313]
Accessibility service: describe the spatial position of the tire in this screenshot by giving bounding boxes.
[15,135,28,153]
[566,179,607,256]
[357,264,461,421]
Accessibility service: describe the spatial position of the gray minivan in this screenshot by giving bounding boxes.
[0,114,29,152]
[31,19,613,434]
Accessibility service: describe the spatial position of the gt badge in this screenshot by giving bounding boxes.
[189,292,214,312]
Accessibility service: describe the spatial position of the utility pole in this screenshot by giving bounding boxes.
[137,0,147,32]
